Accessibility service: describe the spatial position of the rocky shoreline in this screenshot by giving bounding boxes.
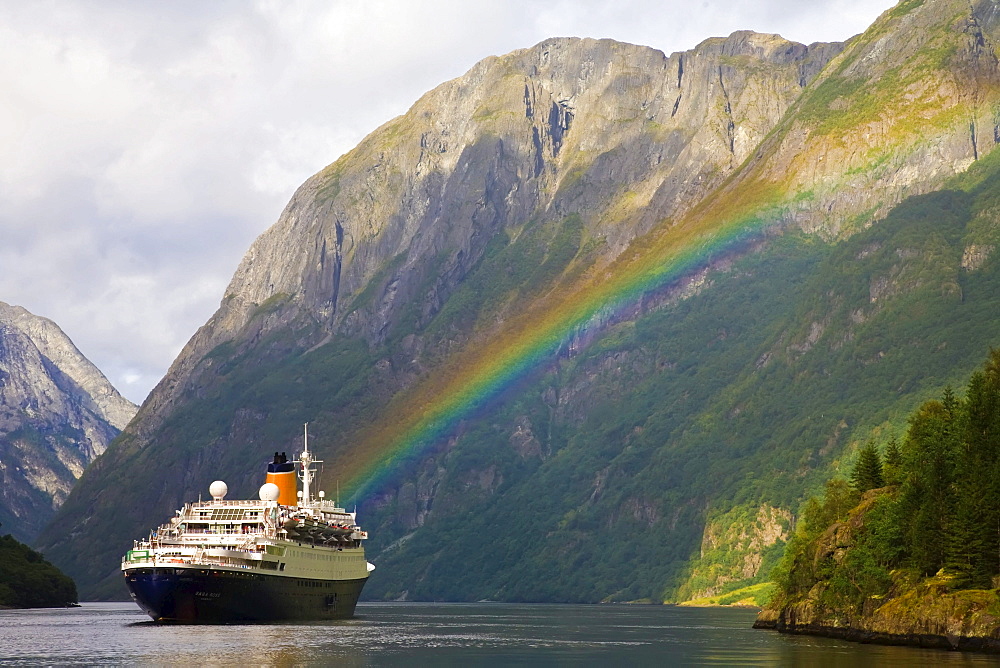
[754,582,1000,653]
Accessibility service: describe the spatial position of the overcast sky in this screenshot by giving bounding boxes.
[0,0,898,404]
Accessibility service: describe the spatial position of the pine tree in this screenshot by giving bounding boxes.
[882,436,903,486]
[899,399,957,575]
[850,439,884,493]
[946,481,987,586]
[950,356,1000,586]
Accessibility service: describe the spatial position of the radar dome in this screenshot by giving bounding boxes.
[209,480,228,500]
[259,482,281,502]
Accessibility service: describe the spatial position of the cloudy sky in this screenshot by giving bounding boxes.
[1,0,897,404]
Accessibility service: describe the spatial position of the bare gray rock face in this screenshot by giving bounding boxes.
[0,302,137,541]
[135,32,844,438]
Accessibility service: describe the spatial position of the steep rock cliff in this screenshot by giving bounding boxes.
[0,302,136,542]
[137,31,843,440]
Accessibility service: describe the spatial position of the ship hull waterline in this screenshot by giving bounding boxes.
[124,567,368,623]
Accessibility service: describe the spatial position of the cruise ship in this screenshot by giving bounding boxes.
[121,428,374,622]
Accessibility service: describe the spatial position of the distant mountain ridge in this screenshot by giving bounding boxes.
[0,302,136,542]
[39,0,1000,602]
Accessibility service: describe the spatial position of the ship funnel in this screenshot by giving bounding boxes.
[265,451,297,506]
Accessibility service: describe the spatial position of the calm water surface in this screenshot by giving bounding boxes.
[2,602,999,666]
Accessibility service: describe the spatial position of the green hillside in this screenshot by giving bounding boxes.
[363,154,1000,602]
[0,534,77,608]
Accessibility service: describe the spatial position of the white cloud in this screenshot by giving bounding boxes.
[0,0,896,404]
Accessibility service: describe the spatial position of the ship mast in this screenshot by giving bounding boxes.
[297,422,323,504]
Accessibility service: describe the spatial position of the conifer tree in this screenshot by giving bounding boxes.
[950,354,1000,586]
[850,439,884,493]
[899,399,956,575]
[882,436,903,486]
[946,481,988,586]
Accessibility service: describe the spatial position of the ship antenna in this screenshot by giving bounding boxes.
[297,422,323,504]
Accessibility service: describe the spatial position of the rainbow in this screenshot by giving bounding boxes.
[328,8,986,506]
[339,188,790,502]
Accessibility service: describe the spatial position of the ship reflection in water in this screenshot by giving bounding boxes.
[2,602,997,666]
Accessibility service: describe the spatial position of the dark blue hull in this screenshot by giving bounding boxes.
[123,567,367,623]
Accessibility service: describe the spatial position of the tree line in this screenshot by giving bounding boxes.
[772,349,1000,610]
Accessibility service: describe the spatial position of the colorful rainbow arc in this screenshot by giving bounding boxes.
[336,193,788,504]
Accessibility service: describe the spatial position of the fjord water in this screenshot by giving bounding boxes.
[2,602,996,666]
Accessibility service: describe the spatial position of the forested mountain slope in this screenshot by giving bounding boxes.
[38,0,1000,601]
[0,534,77,608]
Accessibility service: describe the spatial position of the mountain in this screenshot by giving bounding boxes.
[0,302,137,543]
[39,0,1000,601]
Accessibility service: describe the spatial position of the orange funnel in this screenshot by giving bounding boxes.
[266,452,297,506]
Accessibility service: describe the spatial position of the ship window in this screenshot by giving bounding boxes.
[207,508,253,521]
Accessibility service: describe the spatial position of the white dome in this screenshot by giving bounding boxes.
[259,482,280,502]
[209,480,228,500]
